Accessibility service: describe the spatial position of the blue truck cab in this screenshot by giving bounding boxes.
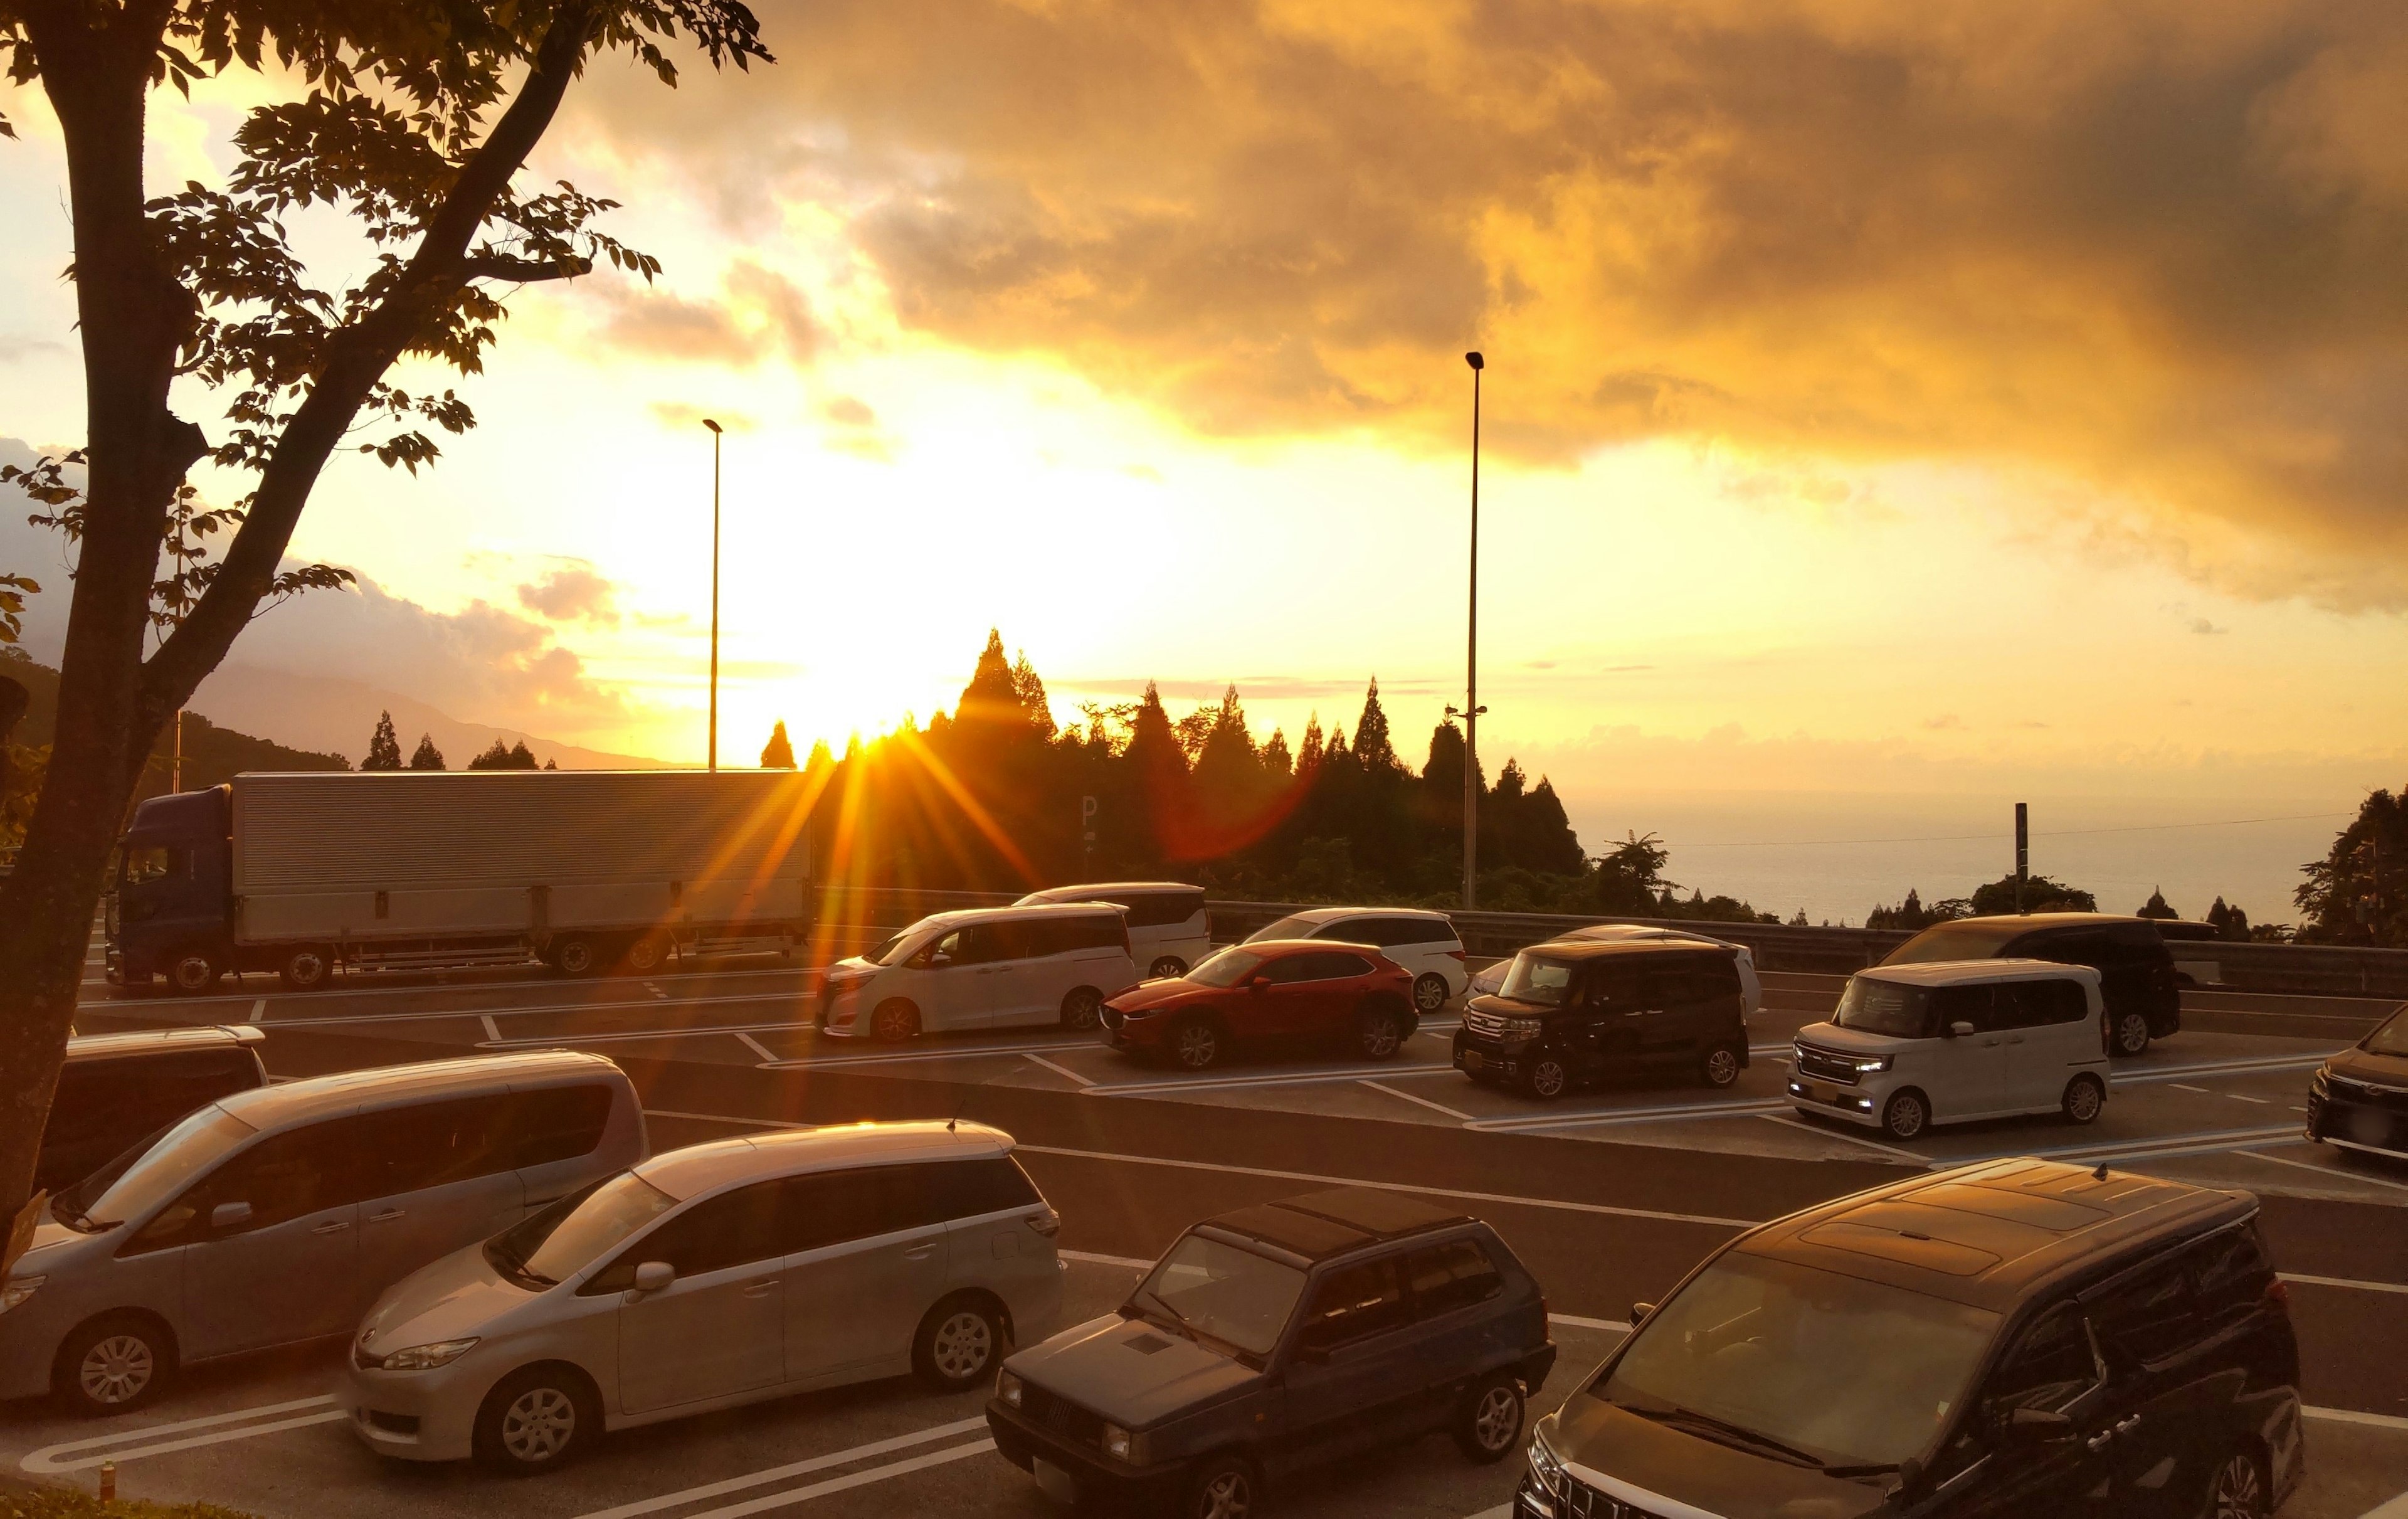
[107,786,238,993]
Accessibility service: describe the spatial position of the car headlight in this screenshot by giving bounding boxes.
[378,1337,480,1371]
[997,1369,1023,1407]
[2310,1068,2329,1096]
[1526,1424,1566,1499]
[1102,1422,1147,1464]
[1851,1056,1894,1074]
[0,1276,42,1315]
[1504,1017,1543,1039]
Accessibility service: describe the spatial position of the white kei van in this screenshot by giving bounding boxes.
[1015,882,1211,980]
[819,904,1141,1041]
[1245,906,1468,1014]
[1788,960,2112,1141]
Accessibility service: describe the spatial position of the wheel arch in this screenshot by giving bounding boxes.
[53,1306,180,1394]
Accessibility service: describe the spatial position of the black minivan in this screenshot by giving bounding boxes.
[34,1025,268,1195]
[1519,1158,2303,1519]
[1454,941,1750,1099]
[1881,913,2180,1057]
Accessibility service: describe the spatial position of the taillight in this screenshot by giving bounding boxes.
[2263,1279,2290,1306]
[1026,1209,1061,1238]
[1447,949,1467,961]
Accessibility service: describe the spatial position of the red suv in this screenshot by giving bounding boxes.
[1100,940,1418,1071]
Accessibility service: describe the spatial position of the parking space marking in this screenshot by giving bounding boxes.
[2280,1272,2408,1295]
[2242,1150,2408,1194]
[1087,1062,1457,1099]
[2112,1052,2335,1088]
[483,1019,818,1051]
[1060,1249,1151,1269]
[1016,1143,1758,1230]
[481,1014,502,1041]
[576,1417,988,1519]
[2171,1083,2212,1093]
[1755,1111,1926,1165]
[20,1394,346,1473]
[1361,1080,1474,1121]
[760,1037,1096,1071]
[1023,1052,1096,1087]
[248,998,267,1024]
[1947,1125,2307,1169]
[685,1440,994,1519]
[2310,1407,2408,1433]
[1464,1096,1788,1136]
[736,1032,780,1062]
[2357,1490,2408,1519]
[2224,1093,2272,1104]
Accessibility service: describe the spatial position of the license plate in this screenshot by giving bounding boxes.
[1809,1082,1837,1104]
[1033,1458,1080,1505]
[1460,1050,1484,1071]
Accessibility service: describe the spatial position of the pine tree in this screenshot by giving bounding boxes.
[362,711,403,770]
[408,735,446,770]
[761,721,798,769]
[1351,678,1399,772]
[1298,715,1324,770]
[1262,728,1292,781]
[1011,652,1056,738]
[805,738,835,773]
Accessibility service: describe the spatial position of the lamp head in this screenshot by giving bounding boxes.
[1465,351,1484,371]
[702,418,723,434]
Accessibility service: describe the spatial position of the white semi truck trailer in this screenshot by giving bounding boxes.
[105,770,816,993]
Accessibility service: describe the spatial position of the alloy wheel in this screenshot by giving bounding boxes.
[2210,1451,2266,1519]
[2116,1012,2151,1056]
[1062,989,1102,1030]
[1362,1015,1401,1059]
[2066,1077,2103,1123]
[1195,1471,1252,1519]
[1472,1385,1521,1453]
[79,1334,154,1406]
[931,1311,993,1380]
[1529,1059,1568,1099]
[1176,1023,1219,1069]
[1703,1047,1740,1087]
[500,1387,577,1464]
[1884,1091,1927,1140]
[1413,975,1449,1012]
[873,1002,919,1042]
[1150,956,1186,979]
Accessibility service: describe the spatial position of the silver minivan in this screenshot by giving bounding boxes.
[1,1051,644,1414]
[1014,882,1212,980]
[345,1121,1064,1473]
[819,904,1141,1040]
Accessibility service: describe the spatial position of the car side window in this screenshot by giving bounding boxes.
[596,1180,786,1288]
[923,926,996,968]
[353,1094,520,1196]
[149,1116,373,1246]
[1982,1302,2101,1414]
[1405,1237,1504,1317]
[1997,982,2079,1030]
[1299,1255,1412,1350]
[2183,1228,2274,1338]
[1930,984,1997,1033]
[1298,951,1373,982]
[1258,954,1314,985]
[2089,1255,2195,1368]
[1311,918,1370,944]
[506,1084,616,1169]
[1065,914,1124,951]
[924,1156,1042,1219]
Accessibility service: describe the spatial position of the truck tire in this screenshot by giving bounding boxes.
[620,933,668,975]
[166,950,223,995]
[279,946,333,992]
[551,936,601,978]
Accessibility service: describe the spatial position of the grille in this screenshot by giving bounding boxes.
[1792,1044,1860,1085]
[1463,1010,1508,1039]
[1563,1476,1669,1519]
[2330,1076,2408,1114]
[1022,1384,1105,1449]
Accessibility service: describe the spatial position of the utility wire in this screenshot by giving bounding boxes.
[1679,810,2355,849]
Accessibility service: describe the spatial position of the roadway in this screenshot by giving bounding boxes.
[19,950,2408,1518]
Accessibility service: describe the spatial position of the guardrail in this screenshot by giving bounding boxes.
[810,885,2408,1002]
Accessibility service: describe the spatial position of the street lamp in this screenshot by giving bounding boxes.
[1447,351,1487,910]
[702,417,722,772]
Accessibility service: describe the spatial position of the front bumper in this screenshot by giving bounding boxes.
[1099,1010,1166,1051]
[2306,1085,2408,1158]
[343,1353,495,1463]
[985,1400,1186,1510]
[1452,1030,1530,1082]
[1786,1074,1886,1128]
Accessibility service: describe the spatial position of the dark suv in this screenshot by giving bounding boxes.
[2306,1000,2408,1162]
[35,1025,268,1195]
[988,1187,1557,1517]
[1882,913,2180,1056]
[1454,941,1750,1099]
[1518,1158,2303,1519]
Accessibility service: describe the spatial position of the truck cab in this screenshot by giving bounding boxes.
[107,786,236,994]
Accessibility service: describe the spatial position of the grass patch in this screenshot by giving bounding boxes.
[1,1489,258,1519]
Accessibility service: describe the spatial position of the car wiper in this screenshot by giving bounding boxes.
[1133,1289,1197,1338]
[1632,1405,1826,1469]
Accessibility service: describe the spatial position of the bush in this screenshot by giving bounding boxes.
[1,1485,259,1519]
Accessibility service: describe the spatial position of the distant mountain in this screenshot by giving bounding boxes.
[189,662,675,771]
[3,647,350,800]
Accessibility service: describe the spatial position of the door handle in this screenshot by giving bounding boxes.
[903,1245,937,1261]
[2086,1428,2115,1452]
[367,1209,404,1223]
[312,1220,351,1234]
[742,1280,781,1296]
[2113,1414,2141,1435]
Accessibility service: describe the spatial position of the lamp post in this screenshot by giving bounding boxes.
[702,417,722,772]
[1446,351,1487,910]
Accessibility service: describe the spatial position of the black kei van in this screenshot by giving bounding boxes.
[34,1025,268,1196]
[1518,1158,2303,1519]
[1881,914,2180,1057]
[1454,941,1751,1099]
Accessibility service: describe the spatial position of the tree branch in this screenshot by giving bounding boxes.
[460,251,593,283]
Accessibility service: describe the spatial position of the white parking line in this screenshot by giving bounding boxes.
[1016,1143,1757,1231]
[1464,1097,1787,1136]
[685,1441,995,1518]
[761,1037,1097,1071]
[2242,1150,2408,1194]
[1361,1080,1474,1121]
[2310,1406,2408,1434]
[1088,1062,1457,1099]
[1022,1052,1096,1088]
[736,1031,780,1062]
[575,1417,988,1519]
[1755,1111,1926,1165]
[2171,1083,2212,1093]
[248,998,266,1024]
[2280,1272,2408,1295]
[2357,1489,2408,1519]
[483,1019,818,1050]
[482,1014,502,1042]
[21,1394,346,1473]
[2112,1052,2336,1087]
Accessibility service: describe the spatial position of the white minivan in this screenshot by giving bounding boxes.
[1788,960,2112,1141]
[1015,882,1211,980]
[819,904,1141,1041]
[1245,906,1467,1014]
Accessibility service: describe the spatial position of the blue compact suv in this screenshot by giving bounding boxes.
[989,1187,1556,1516]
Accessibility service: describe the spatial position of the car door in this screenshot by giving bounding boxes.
[978,919,1054,1029]
[2084,1247,2234,1519]
[168,1117,368,1360]
[915,923,1005,1032]
[1582,961,1642,1072]
[2000,980,2088,1111]
[1929,984,2010,1119]
[1629,960,1711,1065]
[1247,950,1328,1039]
[1397,1236,1512,1434]
[779,1163,954,1384]
[607,1178,788,1414]
[1273,1253,1425,1474]
[349,1094,527,1318]
[1930,1301,2118,1519]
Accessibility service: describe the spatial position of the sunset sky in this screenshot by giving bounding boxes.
[6,0,2408,919]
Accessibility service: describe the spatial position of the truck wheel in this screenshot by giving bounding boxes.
[167,951,224,995]
[552,936,600,978]
[279,946,332,992]
[620,934,668,975]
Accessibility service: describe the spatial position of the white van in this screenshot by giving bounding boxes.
[1015,882,1211,980]
[1788,960,2111,1141]
[1245,906,1468,1014]
[819,904,1141,1041]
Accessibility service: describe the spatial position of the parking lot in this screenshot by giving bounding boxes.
[31,946,2408,1518]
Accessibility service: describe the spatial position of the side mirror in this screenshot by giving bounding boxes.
[1630,1301,1656,1325]
[1997,1405,2074,1446]
[1948,1020,1977,1039]
[209,1200,253,1231]
[1247,977,1272,993]
[631,1260,677,1294]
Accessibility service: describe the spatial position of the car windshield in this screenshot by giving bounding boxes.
[1499,953,1578,1006]
[1132,1233,1307,1358]
[861,934,912,966]
[55,1104,258,1228]
[487,1171,679,1288]
[2364,1007,2408,1059]
[1598,1252,1999,1469]
[1247,914,1322,943]
[1832,976,1934,1039]
[1186,948,1268,988]
[1881,919,2029,965]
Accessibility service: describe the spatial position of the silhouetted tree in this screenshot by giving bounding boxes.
[2205,897,2253,943]
[2296,789,2408,946]
[761,721,797,769]
[1867,888,1967,931]
[1967,874,2096,915]
[468,738,539,770]
[2136,887,2178,919]
[408,736,447,771]
[362,711,403,770]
